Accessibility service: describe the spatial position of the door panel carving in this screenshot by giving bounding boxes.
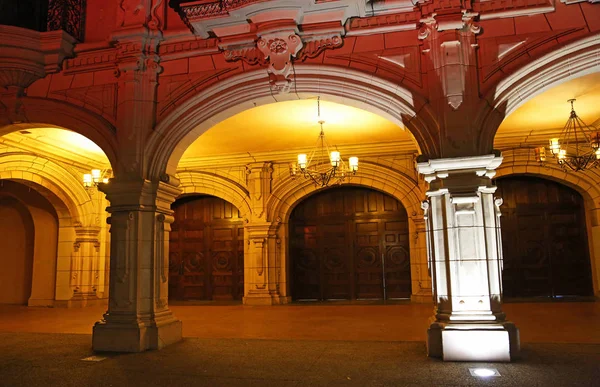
[496,177,593,298]
[290,187,410,301]
[169,196,244,301]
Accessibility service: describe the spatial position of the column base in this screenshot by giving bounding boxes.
[427,321,519,362]
[92,315,182,352]
[243,290,291,305]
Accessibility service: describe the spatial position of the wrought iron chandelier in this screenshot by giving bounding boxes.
[289,97,358,187]
[535,99,600,172]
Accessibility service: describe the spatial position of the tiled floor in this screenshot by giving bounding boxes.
[0,301,598,343]
[1,301,599,386]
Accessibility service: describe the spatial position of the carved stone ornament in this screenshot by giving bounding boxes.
[257,32,303,79]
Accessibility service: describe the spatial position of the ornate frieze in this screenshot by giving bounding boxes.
[63,48,118,75]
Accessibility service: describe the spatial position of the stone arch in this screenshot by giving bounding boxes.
[147,65,432,179]
[0,153,97,226]
[267,161,430,301]
[176,170,252,220]
[479,34,600,153]
[495,149,600,297]
[0,97,118,170]
[0,154,109,306]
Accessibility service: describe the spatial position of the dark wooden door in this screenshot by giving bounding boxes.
[290,187,411,301]
[496,176,593,298]
[169,196,244,301]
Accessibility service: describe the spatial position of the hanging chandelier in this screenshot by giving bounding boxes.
[535,99,600,172]
[289,97,358,187]
[82,169,110,189]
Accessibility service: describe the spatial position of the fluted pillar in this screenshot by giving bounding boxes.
[417,153,519,362]
[92,177,182,352]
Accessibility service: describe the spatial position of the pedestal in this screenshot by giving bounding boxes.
[91,178,183,352]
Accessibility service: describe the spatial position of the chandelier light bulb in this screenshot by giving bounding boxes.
[349,156,359,172]
[91,169,101,183]
[558,149,567,160]
[596,148,600,160]
[298,154,308,169]
[592,133,600,150]
[330,151,340,167]
[534,147,546,162]
[83,173,93,188]
[549,138,560,154]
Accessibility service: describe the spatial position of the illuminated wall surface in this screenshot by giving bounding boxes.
[0,0,599,360]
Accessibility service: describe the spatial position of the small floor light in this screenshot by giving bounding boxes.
[469,368,501,377]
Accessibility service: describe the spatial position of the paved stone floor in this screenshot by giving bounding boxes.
[0,302,598,386]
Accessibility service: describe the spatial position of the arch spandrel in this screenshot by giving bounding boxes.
[147,66,433,180]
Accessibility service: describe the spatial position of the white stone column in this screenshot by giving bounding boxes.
[92,177,182,352]
[417,153,519,362]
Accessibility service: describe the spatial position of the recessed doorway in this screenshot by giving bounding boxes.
[169,196,244,301]
[496,176,593,298]
[289,186,411,301]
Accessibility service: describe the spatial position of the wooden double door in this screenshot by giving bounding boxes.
[496,176,593,298]
[169,196,244,301]
[290,187,411,301]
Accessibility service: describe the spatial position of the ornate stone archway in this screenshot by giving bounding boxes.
[479,35,600,154]
[0,154,109,306]
[496,149,600,297]
[146,66,429,180]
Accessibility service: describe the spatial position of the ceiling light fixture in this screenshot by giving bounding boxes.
[82,169,111,189]
[289,97,358,187]
[535,99,600,171]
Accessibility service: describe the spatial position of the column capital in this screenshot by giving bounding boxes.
[417,153,503,192]
[100,178,181,213]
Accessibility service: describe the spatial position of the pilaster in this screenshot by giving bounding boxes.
[589,208,600,297]
[69,226,102,307]
[92,176,182,352]
[417,153,519,362]
[110,0,165,178]
[243,162,288,305]
[410,215,433,303]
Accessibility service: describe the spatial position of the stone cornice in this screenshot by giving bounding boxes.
[63,47,118,75]
[0,26,76,89]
